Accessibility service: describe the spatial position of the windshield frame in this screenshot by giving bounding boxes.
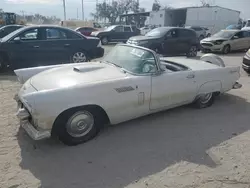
[102,44,161,76]
[1,27,25,42]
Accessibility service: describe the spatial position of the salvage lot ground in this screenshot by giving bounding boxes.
[1,45,250,188]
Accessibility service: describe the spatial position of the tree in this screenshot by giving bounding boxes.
[0,9,3,13]
[91,0,141,24]
[200,0,211,7]
[152,0,161,11]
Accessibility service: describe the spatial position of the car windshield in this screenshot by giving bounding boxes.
[104,25,116,31]
[213,30,236,38]
[145,27,169,37]
[103,45,157,74]
[1,27,25,42]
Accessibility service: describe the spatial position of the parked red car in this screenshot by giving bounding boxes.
[75,27,98,36]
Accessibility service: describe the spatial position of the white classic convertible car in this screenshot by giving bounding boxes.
[15,44,242,145]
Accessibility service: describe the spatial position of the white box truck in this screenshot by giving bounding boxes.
[149,6,240,35]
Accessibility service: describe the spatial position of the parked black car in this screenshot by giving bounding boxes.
[0,25,104,70]
[0,25,23,38]
[127,27,199,57]
[91,25,140,45]
[242,49,250,73]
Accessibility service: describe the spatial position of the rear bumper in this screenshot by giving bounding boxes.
[89,47,104,59]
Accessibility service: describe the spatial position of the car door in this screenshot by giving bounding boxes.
[110,25,124,42]
[150,70,197,110]
[242,31,250,49]
[5,28,43,68]
[162,29,180,55]
[178,29,192,53]
[124,26,133,41]
[39,27,72,65]
[230,31,245,50]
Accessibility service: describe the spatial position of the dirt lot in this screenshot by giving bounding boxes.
[1,51,250,188]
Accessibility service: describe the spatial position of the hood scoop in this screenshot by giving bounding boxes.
[73,65,104,73]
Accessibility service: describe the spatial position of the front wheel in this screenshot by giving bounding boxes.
[222,45,230,54]
[187,45,197,57]
[54,107,102,146]
[193,93,215,109]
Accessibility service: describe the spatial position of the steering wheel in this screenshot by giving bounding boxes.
[140,59,156,73]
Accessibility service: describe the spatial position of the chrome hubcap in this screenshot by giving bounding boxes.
[66,111,94,137]
[189,46,197,57]
[199,93,212,104]
[73,52,87,63]
[102,38,108,44]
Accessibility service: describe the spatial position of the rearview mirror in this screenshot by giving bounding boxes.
[13,37,21,43]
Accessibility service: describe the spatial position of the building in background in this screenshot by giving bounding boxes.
[149,6,240,35]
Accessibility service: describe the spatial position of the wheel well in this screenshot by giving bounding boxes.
[224,44,231,48]
[51,105,110,137]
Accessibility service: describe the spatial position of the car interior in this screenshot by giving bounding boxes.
[160,59,189,72]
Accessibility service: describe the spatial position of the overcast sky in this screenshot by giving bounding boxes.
[1,0,250,20]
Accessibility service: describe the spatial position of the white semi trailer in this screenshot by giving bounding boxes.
[149,6,240,35]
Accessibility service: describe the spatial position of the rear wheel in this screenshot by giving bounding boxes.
[71,51,88,63]
[101,37,108,45]
[53,107,103,146]
[193,93,215,109]
[187,45,197,57]
[222,45,230,54]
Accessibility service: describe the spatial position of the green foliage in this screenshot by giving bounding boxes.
[152,0,161,11]
[91,0,141,24]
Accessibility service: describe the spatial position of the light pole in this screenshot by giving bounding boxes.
[63,0,66,20]
[82,0,84,20]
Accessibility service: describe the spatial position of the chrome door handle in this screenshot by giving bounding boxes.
[33,46,40,48]
[64,44,70,47]
[186,74,195,79]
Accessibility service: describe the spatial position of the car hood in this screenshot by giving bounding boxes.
[129,35,159,41]
[201,37,228,42]
[30,62,127,91]
[161,57,219,70]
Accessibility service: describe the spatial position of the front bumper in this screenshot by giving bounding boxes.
[242,55,250,72]
[200,42,223,52]
[15,95,51,140]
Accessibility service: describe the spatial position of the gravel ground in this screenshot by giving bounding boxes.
[0,49,250,188]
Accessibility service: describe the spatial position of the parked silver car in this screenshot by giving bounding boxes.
[185,26,207,40]
[200,30,250,54]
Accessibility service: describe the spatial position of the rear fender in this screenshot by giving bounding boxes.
[197,81,222,95]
